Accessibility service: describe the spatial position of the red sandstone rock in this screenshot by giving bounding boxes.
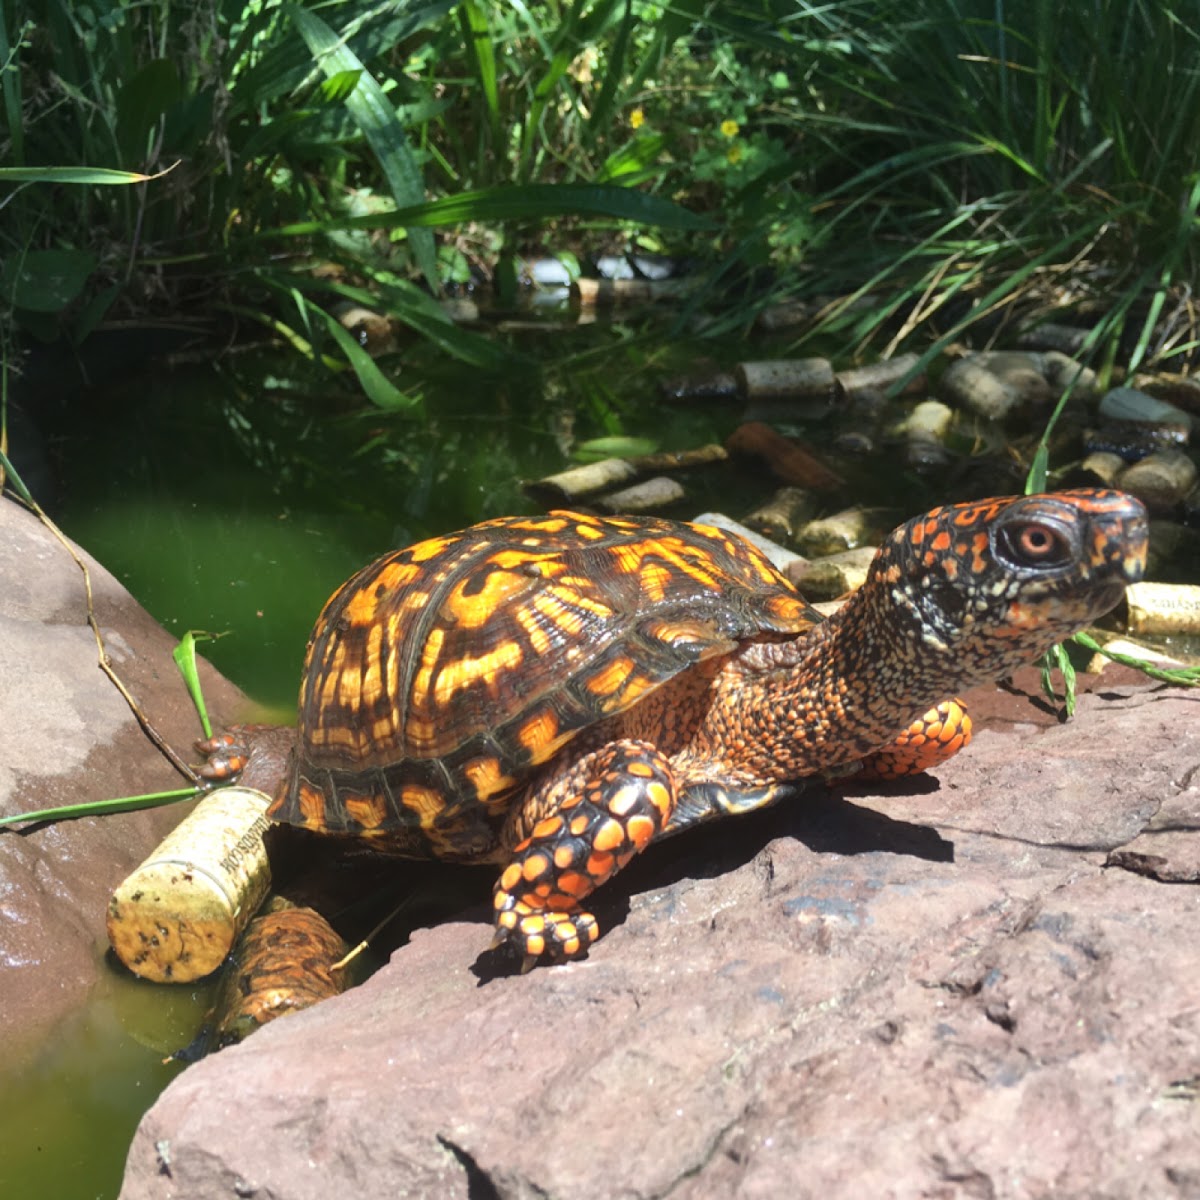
[118,669,1200,1199]
[0,497,249,1063]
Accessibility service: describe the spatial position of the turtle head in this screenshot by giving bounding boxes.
[869,489,1148,685]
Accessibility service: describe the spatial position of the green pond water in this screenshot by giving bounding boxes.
[46,335,742,710]
[1,951,205,1200]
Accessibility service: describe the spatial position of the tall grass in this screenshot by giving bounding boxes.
[0,0,705,388]
[1,0,1196,383]
[755,0,1200,369]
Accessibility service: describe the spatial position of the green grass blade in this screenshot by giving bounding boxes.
[306,275,519,371]
[0,447,34,504]
[0,4,24,165]
[1072,631,1200,687]
[172,631,221,739]
[234,3,453,111]
[597,133,667,183]
[0,789,198,829]
[290,4,440,294]
[222,304,346,370]
[1038,643,1077,717]
[459,0,500,152]
[313,305,423,412]
[585,0,635,146]
[229,290,420,409]
[1026,443,1050,494]
[907,205,1135,389]
[0,166,161,184]
[1127,273,1170,375]
[1025,270,1152,494]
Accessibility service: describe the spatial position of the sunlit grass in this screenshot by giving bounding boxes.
[3,0,1197,382]
[762,0,1200,366]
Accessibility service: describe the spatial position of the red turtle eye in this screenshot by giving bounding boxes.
[1000,521,1071,566]
[1019,524,1055,556]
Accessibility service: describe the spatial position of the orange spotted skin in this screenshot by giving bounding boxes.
[255,489,1147,966]
[855,699,972,781]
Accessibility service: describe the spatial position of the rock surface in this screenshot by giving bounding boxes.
[120,669,1200,1199]
[0,497,249,1060]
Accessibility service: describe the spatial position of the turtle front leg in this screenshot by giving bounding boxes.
[194,726,296,796]
[494,739,677,968]
[854,698,972,780]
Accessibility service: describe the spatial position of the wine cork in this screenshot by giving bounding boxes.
[524,457,638,504]
[212,904,349,1047]
[107,786,274,983]
[743,487,815,544]
[1124,582,1200,636]
[594,475,685,513]
[736,358,836,400]
[788,546,877,601]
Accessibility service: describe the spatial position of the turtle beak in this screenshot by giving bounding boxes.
[1074,491,1147,617]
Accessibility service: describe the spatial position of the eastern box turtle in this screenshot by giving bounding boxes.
[203,489,1148,968]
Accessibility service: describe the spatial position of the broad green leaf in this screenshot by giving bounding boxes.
[116,58,184,157]
[290,5,440,295]
[73,282,121,344]
[574,436,658,461]
[0,248,96,312]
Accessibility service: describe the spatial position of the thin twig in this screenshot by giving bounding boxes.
[331,895,413,974]
[13,491,203,787]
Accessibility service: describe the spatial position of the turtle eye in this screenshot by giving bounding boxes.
[997,520,1072,567]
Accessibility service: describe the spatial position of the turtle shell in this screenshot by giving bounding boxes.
[270,510,819,860]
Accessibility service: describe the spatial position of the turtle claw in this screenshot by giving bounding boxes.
[485,929,552,975]
[491,887,599,967]
[194,732,251,783]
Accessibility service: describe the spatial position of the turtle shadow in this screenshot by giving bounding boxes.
[470,779,954,983]
[638,778,952,882]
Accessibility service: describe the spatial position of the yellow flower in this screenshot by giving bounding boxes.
[726,142,743,164]
[630,107,645,129]
[720,119,740,138]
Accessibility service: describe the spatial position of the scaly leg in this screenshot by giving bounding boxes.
[855,698,972,780]
[494,739,676,967]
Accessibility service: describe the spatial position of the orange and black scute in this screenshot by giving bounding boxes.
[280,510,816,862]
[260,490,1147,967]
